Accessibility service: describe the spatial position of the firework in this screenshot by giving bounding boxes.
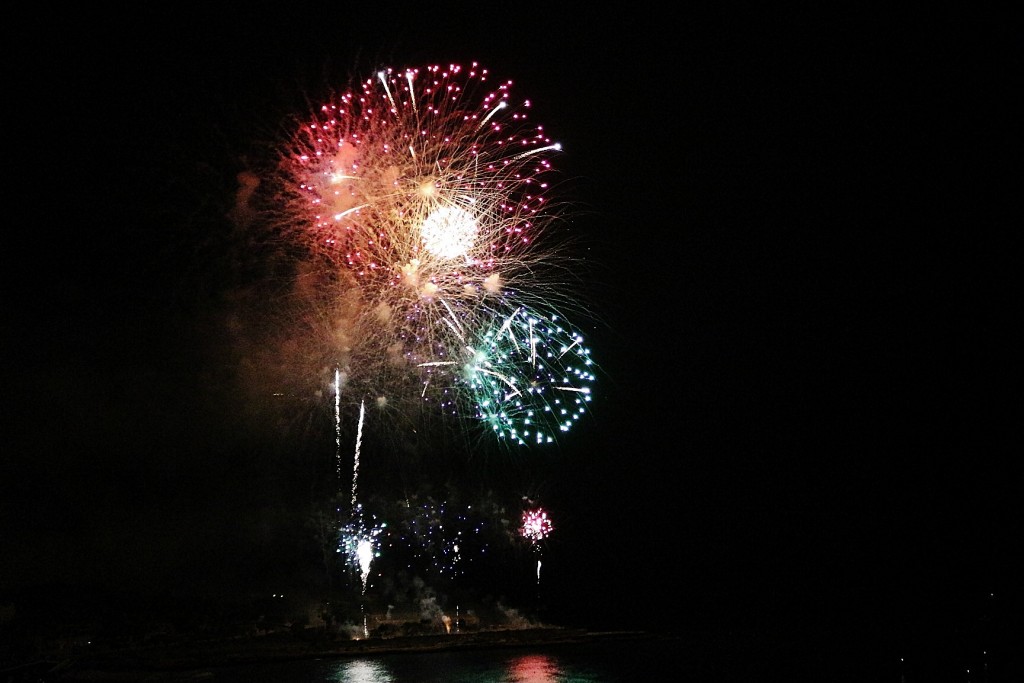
[338,504,386,594]
[278,67,578,385]
[461,301,595,445]
[255,61,596,449]
[380,498,492,580]
[520,507,553,544]
[520,506,552,586]
[277,63,563,284]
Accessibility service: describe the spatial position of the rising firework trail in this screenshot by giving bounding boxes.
[351,398,365,512]
[336,398,384,605]
[334,368,343,494]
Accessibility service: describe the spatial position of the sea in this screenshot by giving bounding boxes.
[200,635,706,683]
[178,627,1014,683]
[11,624,1013,682]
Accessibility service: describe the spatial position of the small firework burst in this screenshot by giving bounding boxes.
[520,507,553,544]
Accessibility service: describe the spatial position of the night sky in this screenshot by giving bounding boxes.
[3,4,1018,660]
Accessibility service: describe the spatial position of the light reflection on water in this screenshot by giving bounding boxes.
[507,653,576,683]
[330,658,395,683]
[323,651,603,683]
[211,638,671,682]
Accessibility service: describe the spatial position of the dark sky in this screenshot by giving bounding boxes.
[3,5,1017,644]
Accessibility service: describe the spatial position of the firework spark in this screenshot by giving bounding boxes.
[380,498,506,581]
[461,302,595,445]
[338,504,386,594]
[520,506,553,586]
[520,507,553,544]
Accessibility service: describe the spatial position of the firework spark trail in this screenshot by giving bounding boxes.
[351,399,365,512]
[334,368,342,484]
[356,537,373,593]
[338,400,383,597]
[331,398,386,598]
